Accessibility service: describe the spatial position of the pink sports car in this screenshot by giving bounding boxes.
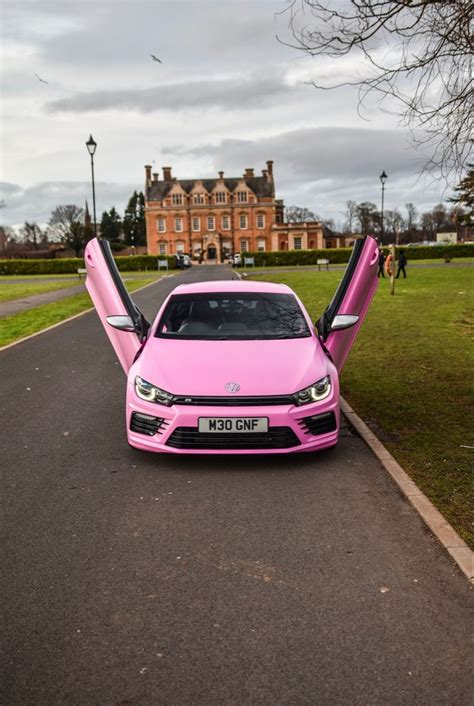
[85,236,378,454]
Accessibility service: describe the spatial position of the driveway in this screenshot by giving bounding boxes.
[1,266,471,705]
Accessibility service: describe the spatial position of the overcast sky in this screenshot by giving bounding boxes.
[0,0,452,229]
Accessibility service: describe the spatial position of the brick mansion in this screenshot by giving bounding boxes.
[144,161,352,260]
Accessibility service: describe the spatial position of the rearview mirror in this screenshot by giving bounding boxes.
[106,315,136,332]
[330,314,359,331]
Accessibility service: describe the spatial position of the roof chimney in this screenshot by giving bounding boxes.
[245,168,254,178]
[152,172,159,181]
[218,171,224,179]
[266,160,274,179]
[262,169,268,178]
[145,164,152,186]
[162,166,173,181]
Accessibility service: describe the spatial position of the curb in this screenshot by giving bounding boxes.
[0,276,172,353]
[340,397,473,582]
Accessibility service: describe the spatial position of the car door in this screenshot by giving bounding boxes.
[317,235,379,372]
[85,237,149,373]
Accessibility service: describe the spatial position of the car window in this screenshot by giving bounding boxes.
[156,292,311,340]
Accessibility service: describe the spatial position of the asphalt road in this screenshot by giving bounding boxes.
[1,266,471,705]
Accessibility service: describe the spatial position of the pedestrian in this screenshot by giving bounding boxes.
[377,248,385,277]
[396,249,407,279]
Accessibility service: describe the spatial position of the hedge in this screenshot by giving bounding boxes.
[236,243,474,267]
[0,254,178,276]
[0,243,472,275]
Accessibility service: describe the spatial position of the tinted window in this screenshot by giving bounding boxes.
[156,292,311,340]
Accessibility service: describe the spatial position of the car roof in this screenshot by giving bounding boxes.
[171,279,293,295]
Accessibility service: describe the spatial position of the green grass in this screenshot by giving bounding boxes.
[240,257,473,272]
[0,280,82,303]
[0,278,158,348]
[250,266,474,547]
[0,270,169,281]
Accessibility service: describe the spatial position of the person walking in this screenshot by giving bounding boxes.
[396,249,407,279]
[377,248,386,277]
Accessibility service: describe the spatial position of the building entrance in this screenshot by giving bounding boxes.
[207,245,217,260]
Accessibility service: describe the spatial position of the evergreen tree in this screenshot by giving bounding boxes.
[123,191,146,246]
[450,165,473,226]
[100,207,122,241]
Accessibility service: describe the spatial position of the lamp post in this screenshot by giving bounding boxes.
[86,135,98,237]
[379,170,388,245]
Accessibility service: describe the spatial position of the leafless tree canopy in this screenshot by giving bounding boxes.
[278,0,473,180]
[285,205,318,222]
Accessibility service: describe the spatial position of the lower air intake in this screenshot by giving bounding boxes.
[166,426,300,450]
[130,412,166,436]
[298,411,337,436]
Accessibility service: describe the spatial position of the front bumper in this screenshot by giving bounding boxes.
[126,393,340,455]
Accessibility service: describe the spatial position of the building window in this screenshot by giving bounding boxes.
[175,217,183,232]
[215,191,226,204]
[157,217,166,233]
[222,214,230,230]
[159,243,167,255]
[237,191,248,203]
[176,241,185,253]
[257,238,266,252]
[239,214,248,230]
[207,216,215,231]
[172,193,183,206]
[240,239,248,252]
[194,193,205,205]
[256,214,265,229]
[192,216,200,232]
[293,237,302,250]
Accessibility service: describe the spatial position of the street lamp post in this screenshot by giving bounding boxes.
[379,170,388,245]
[86,135,98,237]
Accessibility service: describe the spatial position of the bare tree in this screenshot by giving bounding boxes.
[285,205,318,223]
[21,222,46,250]
[343,200,357,233]
[356,202,378,236]
[278,1,473,179]
[48,204,86,256]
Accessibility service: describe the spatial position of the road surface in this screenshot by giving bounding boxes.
[1,266,471,705]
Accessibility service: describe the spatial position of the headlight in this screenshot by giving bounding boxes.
[134,376,173,406]
[294,376,331,406]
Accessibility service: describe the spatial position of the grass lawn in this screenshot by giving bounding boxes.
[250,266,474,547]
[0,280,82,303]
[0,278,159,348]
[239,257,473,273]
[0,271,169,281]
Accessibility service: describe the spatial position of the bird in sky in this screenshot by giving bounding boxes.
[150,54,162,63]
[34,73,48,84]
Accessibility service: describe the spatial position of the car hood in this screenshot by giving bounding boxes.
[135,335,329,397]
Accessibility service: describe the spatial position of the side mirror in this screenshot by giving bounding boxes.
[330,314,359,331]
[106,315,136,332]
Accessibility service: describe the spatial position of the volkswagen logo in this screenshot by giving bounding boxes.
[225,382,241,393]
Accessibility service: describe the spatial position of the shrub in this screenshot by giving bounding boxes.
[236,243,474,267]
[0,254,177,275]
[0,243,471,275]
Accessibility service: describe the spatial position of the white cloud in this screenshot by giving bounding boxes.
[0,0,452,228]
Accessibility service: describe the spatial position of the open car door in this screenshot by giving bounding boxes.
[317,236,379,372]
[85,237,150,373]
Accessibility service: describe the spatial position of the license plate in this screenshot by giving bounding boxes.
[198,417,268,433]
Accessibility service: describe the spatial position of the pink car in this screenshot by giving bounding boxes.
[85,236,378,454]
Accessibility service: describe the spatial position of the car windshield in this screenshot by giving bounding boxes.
[155,292,311,340]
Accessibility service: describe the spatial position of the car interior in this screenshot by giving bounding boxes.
[157,293,310,339]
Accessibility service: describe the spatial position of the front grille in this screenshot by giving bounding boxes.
[297,411,337,436]
[130,412,168,436]
[171,395,295,407]
[166,426,301,450]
